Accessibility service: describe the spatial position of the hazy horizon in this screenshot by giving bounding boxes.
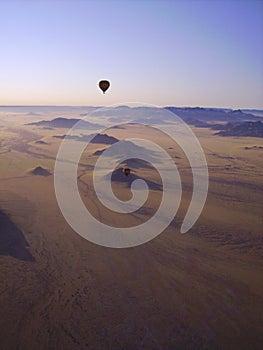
[0,105,262,111]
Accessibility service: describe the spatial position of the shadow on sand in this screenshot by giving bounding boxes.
[0,210,35,262]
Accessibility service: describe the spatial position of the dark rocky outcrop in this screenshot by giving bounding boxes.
[30,166,51,176]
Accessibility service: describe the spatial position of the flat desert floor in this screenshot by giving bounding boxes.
[0,111,262,349]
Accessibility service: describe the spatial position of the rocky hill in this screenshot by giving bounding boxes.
[53,133,119,144]
[30,166,52,176]
[216,121,263,138]
[27,117,103,130]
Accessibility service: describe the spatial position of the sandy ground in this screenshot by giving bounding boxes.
[0,118,262,349]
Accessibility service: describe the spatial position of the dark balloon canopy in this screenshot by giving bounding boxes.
[123,168,131,176]
[99,80,110,94]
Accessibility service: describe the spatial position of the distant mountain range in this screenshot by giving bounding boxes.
[184,119,263,137]
[26,111,263,138]
[215,121,263,138]
[27,117,103,130]
[165,107,261,122]
[90,106,262,125]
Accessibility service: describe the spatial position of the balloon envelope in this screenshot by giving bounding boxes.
[123,168,131,176]
[99,80,110,94]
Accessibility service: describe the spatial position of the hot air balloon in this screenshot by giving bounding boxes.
[99,80,110,94]
[123,168,131,176]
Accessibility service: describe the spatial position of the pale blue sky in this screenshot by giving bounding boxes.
[0,0,262,108]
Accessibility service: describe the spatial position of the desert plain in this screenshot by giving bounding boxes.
[0,107,262,349]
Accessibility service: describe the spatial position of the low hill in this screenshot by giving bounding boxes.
[110,167,162,191]
[244,146,263,150]
[35,140,48,145]
[27,117,103,130]
[30,166,52,176]
[53,133,119,144]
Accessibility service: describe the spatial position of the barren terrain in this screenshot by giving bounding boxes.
[0,108,262,349]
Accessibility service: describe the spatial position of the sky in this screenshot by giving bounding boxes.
[0,0,262,108]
